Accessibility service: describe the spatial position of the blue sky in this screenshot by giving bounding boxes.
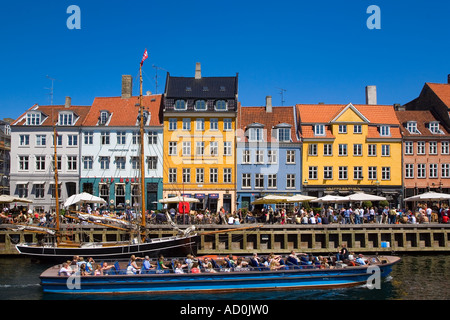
[0,0,449,120]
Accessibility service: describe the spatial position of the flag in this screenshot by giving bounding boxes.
[140,49,148,66]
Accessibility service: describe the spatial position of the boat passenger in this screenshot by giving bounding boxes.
[94,264,102,276]
[59,262,73,276]
[234,257,249,271]
[191,262,201,273]
[337,244,349,261]
[269,259,284,271]
[202,257,217,273]
[101,262,115,275]
[142,256,155,272]
[355,254,368,266]
[157,254,170,270]
[174,261,185,274]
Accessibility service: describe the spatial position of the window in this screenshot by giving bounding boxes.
[338,144,347,156]
[210,168,218,183]
[223,168,232,183]
[405,164,414,178]
[54,133,63,146]
[17,183,28,198]
[429,122,443,134]
[148,131,157,144]
[242,150,250,164]
[353,125,362,134]
[210,119,218,131]
[115,157,126,170]
[52,156,62,171]
[314,124,325,136]
[169,118,177,130]
[224,142,232,156]
[256,150,264,163]
[182,118,191,131]
[36,135,46,146]
[68,134,78,146]
[429,142,438,155]
[196,142,205,156]
[249,128,263,142]
[405,142,413,155]
[35,156,45,171]
[268,174,277,188]
[132,132,140,144]
[169,142,177,156]
[442,164,450,178]
[147,156,157,170]
[442,141,449,155]
[354,166,363,180]
[195,100,207,111]
[308,144,318,156]
[183,168,191,183]
[368,166,377,180]
[324,166,333,180]
[114,132,125,145]
[19,135,29,146]
[83,156,93,170]
[368,144,377,156]
[338,125,347,134]
[278,128,290,141]
[115,184,125,207]
[215,100,227,111]
[429,164,438,178]
[286,174,295,189]
[99,111,109,125]
[182,141,191,156]
[224,119,232,131]
[34,184,45,199]
[59,112,73,126]
[338,166,348,180]
[309,166,318,180]
[100,156,109,170]
[50,183,61,199]
[67,156,77,171]
[380,125,390,136]
[353,144,362,156]
[268,150,277,164]
[417,164,426,178]
[26,113,41,125]
[99,184,109,203]
[406,121,420,134]
[19,156,29,171]
[255,173,264,188]
[131,157,140,170]
[210,141,218,156]
[175,100,186,110]
[417,142,425,155]
[84,132,93,145]
[286,150,295,164]
[381,144,390,157]
[169,168,177,183]
[196,168,204,183]
[196,119,204,131]
[101,132,110,145]
[381,167,391,180]
[323,144,333,156]
[242,173,251,188]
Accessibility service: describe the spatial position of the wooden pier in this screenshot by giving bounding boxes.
[1,223,449,256]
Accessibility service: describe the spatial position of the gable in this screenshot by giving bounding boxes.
[331,103,370,123]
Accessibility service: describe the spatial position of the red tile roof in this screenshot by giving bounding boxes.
[426,83,450,107]
[395,110,450,137]
[12,104,91,126]
[83,95,163,126]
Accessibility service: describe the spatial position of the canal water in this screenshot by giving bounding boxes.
[0,254,448,300]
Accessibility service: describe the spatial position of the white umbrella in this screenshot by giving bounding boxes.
[311,195,350,203]
[63,192,107,207]
[0,195,33,203]
[251,195,290,205]
[347,193,386,202]
[285,194,317,203]
[159,196,200,204]
[404,191,450,202]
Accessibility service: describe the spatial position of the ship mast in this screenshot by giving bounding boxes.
[53,126,61,244]
[139,62,147,242]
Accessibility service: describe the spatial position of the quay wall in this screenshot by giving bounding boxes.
[1,224,449,256]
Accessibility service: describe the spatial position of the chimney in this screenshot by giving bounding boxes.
[65,96,71,108]
[265,96,272,113]
[195,62,201,79]
[121,75,133,99]
[447,74,450,84]
[365,85,377,105]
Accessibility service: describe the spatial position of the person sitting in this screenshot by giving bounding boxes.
[234,257,249,271]
[337,244,349,261]
[191,261,201,273]
[355,254,368,265]
[141,256,155,272]
[101,262,115,275]
[94,264,102,276]
[126,255,141,274]
[269,258,285,271]
[157,254,170,271]
[202,257,217,273]
[174,261,185,274]
[59,262,73,276]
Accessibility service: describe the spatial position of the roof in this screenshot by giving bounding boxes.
[237,105,299,143]
[165,75,238,99]
[426,83,450,107]
[395,110,450,137]
[82,95,163,127]
[12,104,91,127]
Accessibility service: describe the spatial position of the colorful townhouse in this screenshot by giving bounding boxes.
[162,63,238,214]
[395,109,450,200]
[10,98,90,212]
[297,96,403,205]
[236,96,302,209]
[80,75,164,211]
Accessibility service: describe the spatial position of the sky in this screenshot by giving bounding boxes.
[0,0,449,120]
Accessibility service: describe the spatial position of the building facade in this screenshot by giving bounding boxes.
[10,100,90,212]
[79,76,164,212]
[236,97,302,209]
[162,63,238,214]
[297,102,403,205]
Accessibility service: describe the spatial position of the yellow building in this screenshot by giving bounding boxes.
[296,102,402,205]
[162,64,238,213]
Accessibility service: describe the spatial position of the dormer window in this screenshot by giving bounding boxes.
[26,112,42,126]
[406,121,420,134]
[314,124,325,136]
[99,111,110,125]
[215,100,227,111]
[247,123,264,142]
[429,121,444,134]
[380,125,390,136]
[175,100,187,110]
[59,111,74,126]
[274,123,292,142]
[195,100,207,111]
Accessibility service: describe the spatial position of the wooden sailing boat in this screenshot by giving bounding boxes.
[15,51,199,260]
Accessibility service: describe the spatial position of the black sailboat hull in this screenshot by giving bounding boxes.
[15,234,199,261]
